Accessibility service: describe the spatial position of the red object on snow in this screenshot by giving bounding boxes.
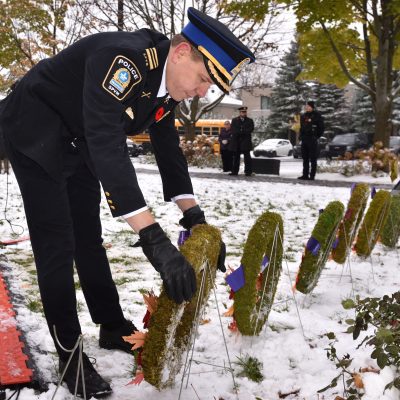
[0,236,30,246]
[0,271,33,385]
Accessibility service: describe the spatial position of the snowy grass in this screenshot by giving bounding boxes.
[0,166,399,399]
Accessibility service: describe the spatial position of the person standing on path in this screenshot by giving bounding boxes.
[298,101,324,180]
[229,106,254,176]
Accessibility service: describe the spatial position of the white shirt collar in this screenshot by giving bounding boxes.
[156,61,168,98]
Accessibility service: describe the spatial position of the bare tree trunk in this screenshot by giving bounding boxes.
[184,124,196,141]
[372,94,392,146]
[370,1,394,147]
[117,0,124,31]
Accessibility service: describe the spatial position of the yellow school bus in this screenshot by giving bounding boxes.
[130,119,226,144]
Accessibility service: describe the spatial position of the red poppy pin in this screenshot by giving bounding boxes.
[155,107,165,121]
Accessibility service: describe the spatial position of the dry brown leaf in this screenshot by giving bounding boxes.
[353,373,364,388]
[123,331,147,350]
[334,397,345,400]
[200,318,211,325]
[223,305,234,317]
[143,292,158,314]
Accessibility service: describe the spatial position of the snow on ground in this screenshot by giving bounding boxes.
[0,158,399,400]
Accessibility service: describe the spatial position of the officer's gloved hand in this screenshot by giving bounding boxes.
[139,223,196,304]
[179,205,226,273]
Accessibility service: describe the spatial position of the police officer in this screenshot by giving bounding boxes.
[229,106,255,176]
[298,101,324,180]
[0,8,255,397]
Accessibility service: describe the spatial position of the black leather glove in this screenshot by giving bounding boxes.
[179,205,226,273]
[179,205,206,230]
[139,223,196,304]
[217,241,226,273]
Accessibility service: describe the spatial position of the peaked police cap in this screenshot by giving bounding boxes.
[181,7,256,94]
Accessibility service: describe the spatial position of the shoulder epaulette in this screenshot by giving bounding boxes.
[143,47,159,70]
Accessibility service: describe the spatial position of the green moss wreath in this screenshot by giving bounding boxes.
[380,194,400,248]
[295,201,345,294]
[354,190,391,257]
[332,183,370,264]
[233,212,283,336]
[141,224,221,389]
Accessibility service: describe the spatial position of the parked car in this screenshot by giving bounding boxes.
[293,136,328,159]
[326,133,370,159]
[126,138,144,157]
[389,136,400,155]
[253,139,293,157]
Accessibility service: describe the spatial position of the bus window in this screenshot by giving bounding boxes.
[203,127,211,135]
[211,127,220,136]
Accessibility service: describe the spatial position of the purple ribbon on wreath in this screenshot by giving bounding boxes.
[306,236,321,256]
[225,265,245,292]
[319,208,324,215]
[177,230,191,246]
[261,255,269,273]
[332,237,339,249]
[350,182,357,194]
[371,186,377,199]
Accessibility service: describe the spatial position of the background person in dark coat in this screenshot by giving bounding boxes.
[0,7,255,397]
[218,120,233,172]
[229,106,254,176]
[298,101,324,180]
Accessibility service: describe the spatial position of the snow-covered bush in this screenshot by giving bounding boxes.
[179,135,221,168]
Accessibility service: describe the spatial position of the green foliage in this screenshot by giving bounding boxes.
[344,292,400,391]
[234,212,283,336]
[235,354,264,383]
[295,201,345,294]
[0,0,72,89]
[381,195,400,248]
[354,190,391,257]
[142,225,221,389]
[332,184,369,264]
[298,27,365,87]
[318,332,364,399]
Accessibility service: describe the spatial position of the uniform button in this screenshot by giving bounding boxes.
[110,206,116,210]
[105,192,110,197]
[108,200,113,204]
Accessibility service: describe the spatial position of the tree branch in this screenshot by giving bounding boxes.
[319,20,374,96]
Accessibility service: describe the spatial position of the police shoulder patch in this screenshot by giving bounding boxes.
[102,55,142,100]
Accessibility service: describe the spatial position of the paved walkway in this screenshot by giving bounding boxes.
[135,167,395,190]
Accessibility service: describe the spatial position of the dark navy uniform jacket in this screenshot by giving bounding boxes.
[300,111,324,140]
[0,29,193,217]
[229,116,254,152]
